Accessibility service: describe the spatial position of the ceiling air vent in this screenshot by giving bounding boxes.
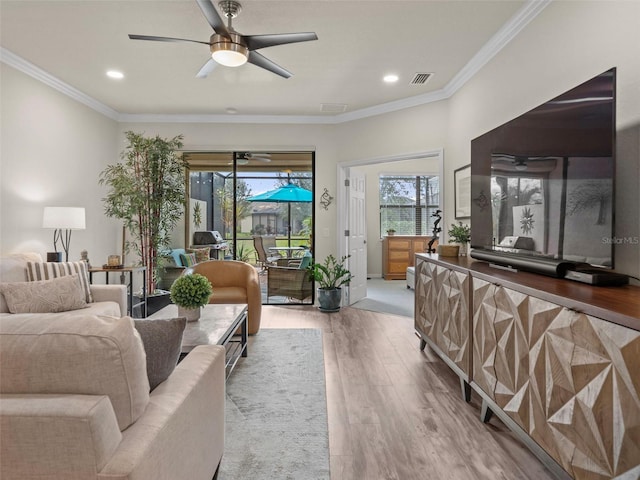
[320,103,348,113]
[410,73,433,85]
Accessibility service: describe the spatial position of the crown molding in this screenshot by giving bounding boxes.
[117,112,336,125]
[1,0,549,126]
[0,47,120,121]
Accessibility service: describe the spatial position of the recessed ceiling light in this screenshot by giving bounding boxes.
[383,74,399,83]
[106,70,124,79]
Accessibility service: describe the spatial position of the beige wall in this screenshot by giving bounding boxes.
[0,64,120,264]
[2,0,638,278]
[443,0,640,277]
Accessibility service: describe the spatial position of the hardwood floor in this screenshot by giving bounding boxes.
[260,305,556,480]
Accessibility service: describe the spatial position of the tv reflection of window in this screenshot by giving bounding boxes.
[491,174,545,253]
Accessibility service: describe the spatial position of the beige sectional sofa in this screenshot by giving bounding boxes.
[0,253,127,317]
[0,254,226,479]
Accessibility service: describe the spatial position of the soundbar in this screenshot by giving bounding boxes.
[470,249,630,286]
[470,249,576,278]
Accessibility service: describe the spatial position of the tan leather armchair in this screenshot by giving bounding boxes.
[185,260,262,335]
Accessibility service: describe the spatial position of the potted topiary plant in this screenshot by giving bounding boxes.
[169,273,213,321]
[99,131,186,313]
[307,254,353,312]
[446,222,471,256]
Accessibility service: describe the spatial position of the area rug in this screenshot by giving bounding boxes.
[218,328,330,480]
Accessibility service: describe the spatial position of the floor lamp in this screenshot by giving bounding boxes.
[42,207,86,262]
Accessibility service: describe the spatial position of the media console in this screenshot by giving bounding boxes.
[414,253,640,480]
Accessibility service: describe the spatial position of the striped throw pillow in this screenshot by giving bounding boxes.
[26,261,93,303]
[179,253,198,268]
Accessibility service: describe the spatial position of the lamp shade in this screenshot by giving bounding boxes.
[42,207,86,230]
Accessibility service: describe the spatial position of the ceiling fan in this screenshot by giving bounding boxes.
[491,154,560,172]
[231,152,272,165]
[128,0,318,79]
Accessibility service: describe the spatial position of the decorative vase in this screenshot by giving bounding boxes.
[317,287,342,313]
[437,244,460,257]
[177,305,201,322]
[458,242,469,256]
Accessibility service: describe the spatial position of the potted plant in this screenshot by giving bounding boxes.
[446,222,471,256]
[170,273,213,321]
[99,131,186,307]
[386,228,396,236]
[307,254,353,312]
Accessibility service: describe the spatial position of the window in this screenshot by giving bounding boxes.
[379,175,439,236]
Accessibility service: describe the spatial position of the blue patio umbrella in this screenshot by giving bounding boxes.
[247,183,312,246]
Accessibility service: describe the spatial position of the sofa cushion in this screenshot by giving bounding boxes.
[0,275,88,313]
[168,249,187,267]
[0,253,44,313]
[0,314,150,431]
[134,317,186,390]
[186,247,210,263]
[298,250,313,270]
[26,261,93,303]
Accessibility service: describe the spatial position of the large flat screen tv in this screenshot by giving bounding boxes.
[470,68,616,275]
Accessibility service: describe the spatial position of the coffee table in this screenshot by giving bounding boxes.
[147,303,248,378]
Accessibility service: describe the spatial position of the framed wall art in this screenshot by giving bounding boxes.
[454,164,471,219]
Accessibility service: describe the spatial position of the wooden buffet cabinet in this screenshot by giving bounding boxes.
[382,235,432,280]
[414,253,640,480]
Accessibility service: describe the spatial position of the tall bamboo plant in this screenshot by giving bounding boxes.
[99,131,186,294]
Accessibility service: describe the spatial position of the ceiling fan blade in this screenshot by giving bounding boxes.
[244,32,318,51]
[128,34,210,45]
[247,51,292,79]
[196,58,218,78]
[196,0,230,37]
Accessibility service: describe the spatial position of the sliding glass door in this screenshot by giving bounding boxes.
[183,151,315,305]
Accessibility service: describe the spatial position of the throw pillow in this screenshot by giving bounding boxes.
[133,317,187,391]
[186,247,210,263]
[298,250,313,270]
[0,275,88,313]
[179,253,197,268]
[26,261,93,303]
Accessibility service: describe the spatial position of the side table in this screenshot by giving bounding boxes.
[89,266,147,318]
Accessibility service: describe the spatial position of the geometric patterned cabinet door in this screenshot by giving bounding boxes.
[415,257,471,384]
[542,313,640,479]
[472,279,640,479]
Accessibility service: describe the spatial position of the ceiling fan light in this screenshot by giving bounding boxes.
[211,34,248,67]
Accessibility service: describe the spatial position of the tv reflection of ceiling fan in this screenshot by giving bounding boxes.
[128,0,318,79]
[491,154,560,172]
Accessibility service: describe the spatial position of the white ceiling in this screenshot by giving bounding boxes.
[1,0,538,121]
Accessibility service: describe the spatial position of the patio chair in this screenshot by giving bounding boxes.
[253,236,281,271]
[266,252,313,302]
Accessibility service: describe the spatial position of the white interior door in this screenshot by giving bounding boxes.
[347,169,367,304]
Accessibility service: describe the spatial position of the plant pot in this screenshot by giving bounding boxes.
[135,290,171,317]
[177,305,201,322]
[317,287,342,313]
[437,244,460,257]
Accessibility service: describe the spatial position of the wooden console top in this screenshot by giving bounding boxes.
[416,253,640,332]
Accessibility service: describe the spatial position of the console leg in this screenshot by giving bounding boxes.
[460,379,472,402]
[480,400,493,423]
[419,338,427,351]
